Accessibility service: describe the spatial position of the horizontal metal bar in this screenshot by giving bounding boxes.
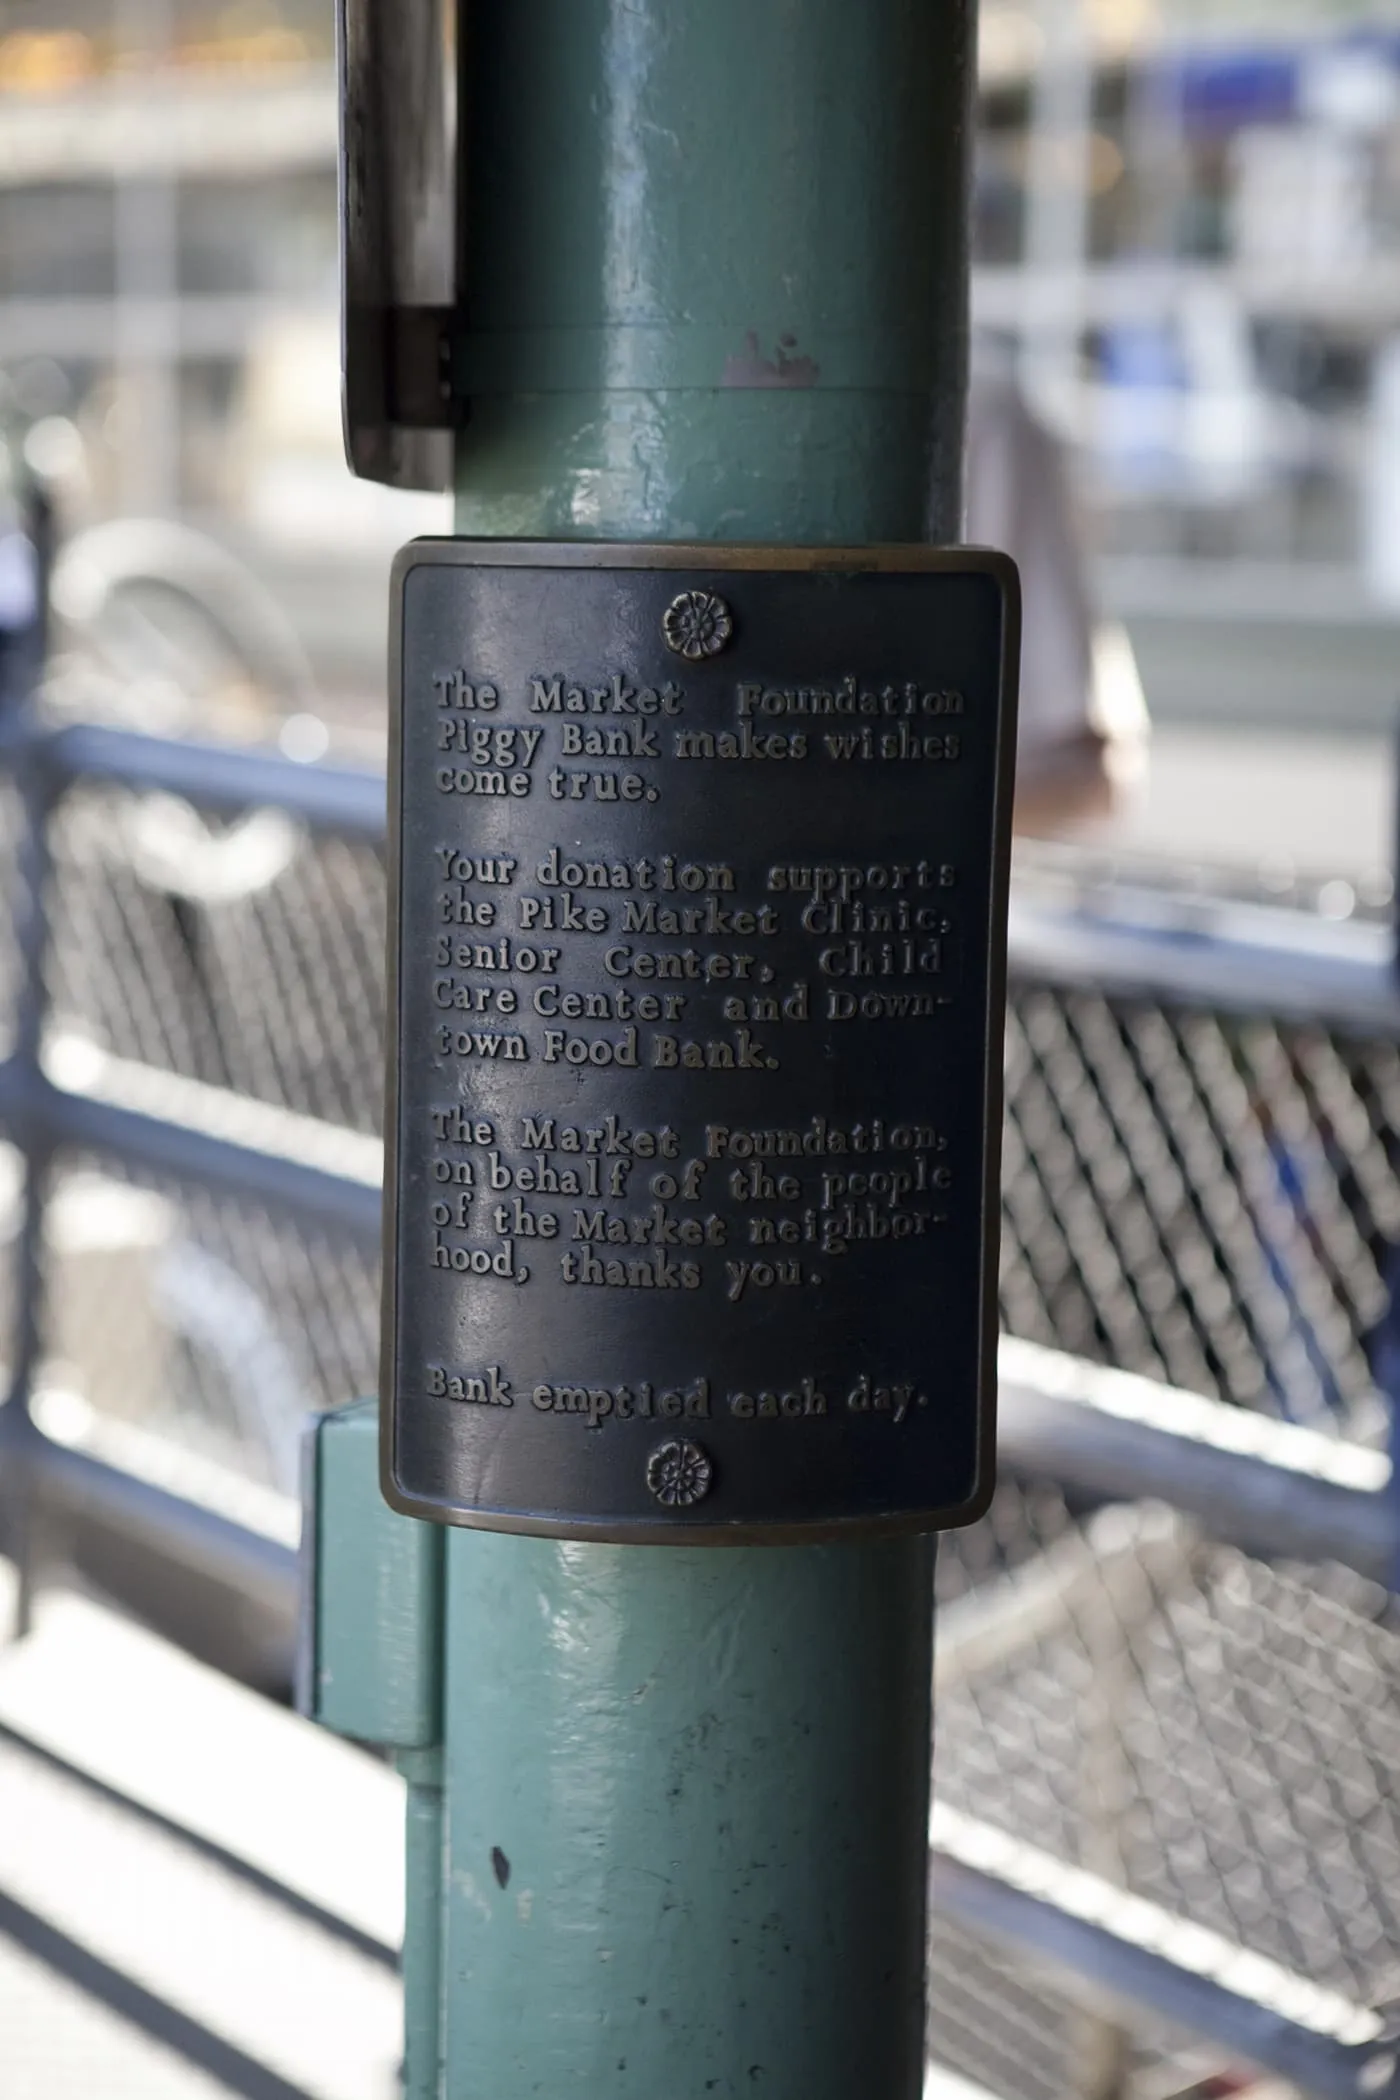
[12,1432,299,1693]
[9,717,1397,1038]
[15,1338,1386,1708]
[1007,890,1400,1034]
[50,1085,382,1244]
[14,1412,1394,2082]
[32,722,387,843]
[33,1440,297,1616]
[931,1804,1399,2100]
[0,1059,381,1247]
[998,1338,1397,1584]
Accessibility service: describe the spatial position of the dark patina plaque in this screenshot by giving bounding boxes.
[383,542,1019,1540]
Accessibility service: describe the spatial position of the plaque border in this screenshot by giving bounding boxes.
[381,540,1020,1542]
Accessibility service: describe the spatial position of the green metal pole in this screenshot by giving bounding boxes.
[430,5,974,2094]
[451,0,970,547]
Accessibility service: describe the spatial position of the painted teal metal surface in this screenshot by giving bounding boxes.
[397,1746,446,2100]
[442,1535,934,2094]
[309,1411,446,2097]
[428,1,974,2091]
[306,1402,443,1748]
[453,0,972,544]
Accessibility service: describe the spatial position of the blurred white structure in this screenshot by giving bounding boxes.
[1363,332,1400,607]
[4,2,1400,732]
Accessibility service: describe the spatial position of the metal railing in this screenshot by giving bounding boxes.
[0,719,383,1683]
[1,715,1399,2097]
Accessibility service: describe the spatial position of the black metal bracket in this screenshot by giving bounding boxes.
[337,0,463,487]
[345,305,470,432]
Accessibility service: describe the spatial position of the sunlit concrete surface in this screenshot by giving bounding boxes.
[0,1562,402,2100]
[0,1932,233,2100]
[0,1559,1317,2099]
[924,2068,1005,2099]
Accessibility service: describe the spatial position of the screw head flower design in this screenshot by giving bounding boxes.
[646,1438,714,1509]
[663,590,733,660]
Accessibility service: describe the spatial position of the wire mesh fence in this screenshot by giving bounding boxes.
[9,757,1400,2098]
[34,800,1400,1455]
[32,1154,379,1495]
[1000,986,1400,1437]
[930,1484,1400,2097]
[46,783,386,1136]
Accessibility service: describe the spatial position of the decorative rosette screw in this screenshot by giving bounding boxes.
[663,590,733,660]
[645,1438,714,1508]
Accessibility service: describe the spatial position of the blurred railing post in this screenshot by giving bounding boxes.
[0,518,57,1639]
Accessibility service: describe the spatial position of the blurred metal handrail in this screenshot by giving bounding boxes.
[1008,886,1400,1034]
[36,720,388,841]
[0,712,388,1670]
[15,717,1400,1032]
[0,721,1393,1608]
[0,1051,382,1247]
[999,1336,1395,1583]
[26,1437,298,1690]
[14,1328,1391,1709]
[3,719,1400,2093]
[12,1323,1395,2082]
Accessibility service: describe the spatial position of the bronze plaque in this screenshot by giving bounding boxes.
[383,542,1019,1540]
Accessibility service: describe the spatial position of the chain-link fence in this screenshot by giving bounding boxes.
[4,732,1400,2097]
[47,782,386,1136]
[34,804,1400,1461]
[931,1487,1400,2096]
[1001,986,1400,1437]
[29,762,386,1494]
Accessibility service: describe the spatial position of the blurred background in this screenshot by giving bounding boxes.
[2,0,1400,865]
[4,6,1400,2100]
